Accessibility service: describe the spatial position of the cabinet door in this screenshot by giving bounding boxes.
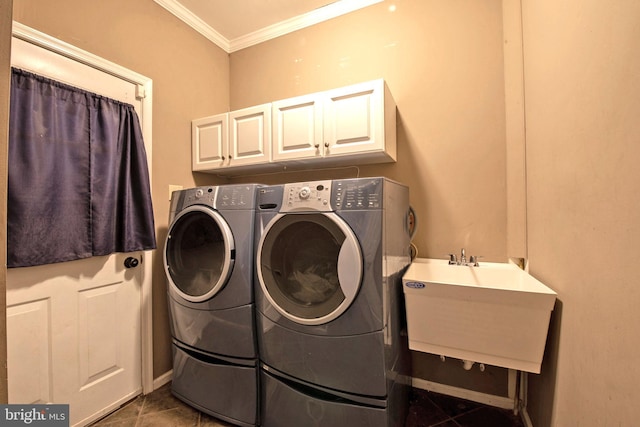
[229,104,271,166]
[323,79,391,158]
[272,93,323,161]
[192,113,228,170]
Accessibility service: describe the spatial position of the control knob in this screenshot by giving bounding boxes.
[299,186,311,199]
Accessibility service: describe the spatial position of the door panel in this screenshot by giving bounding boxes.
[7,253,143,426]
[6,299,52,404]
[78,284,125,386]
[8,35,145,427]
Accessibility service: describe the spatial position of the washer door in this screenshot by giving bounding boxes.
[257,213,363,325]
[164,206,235,303]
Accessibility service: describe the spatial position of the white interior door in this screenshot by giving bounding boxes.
[7,32,151,427]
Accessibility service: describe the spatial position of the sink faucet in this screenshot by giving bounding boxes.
[448,248,480,266]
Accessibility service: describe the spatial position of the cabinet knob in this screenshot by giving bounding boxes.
[221,156,226,160]
[314,144,320,149]
[324,142,329,148]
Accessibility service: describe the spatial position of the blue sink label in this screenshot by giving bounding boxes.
[405,281,426,289]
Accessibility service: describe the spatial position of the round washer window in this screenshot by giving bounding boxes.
[258,213,362,324]
[164,206,234,302]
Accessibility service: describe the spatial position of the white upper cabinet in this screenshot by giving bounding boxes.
[192,79,396,175]
[324,79,394,159]
[192,104,271,171]
[272,79,396,164]
[228,104,271,167]
[192,113,228,171]
[272,93,323,161]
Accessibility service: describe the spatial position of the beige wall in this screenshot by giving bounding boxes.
[229,0,508,263]
[523,0,640,425]
[0,0,12,404]
[11,0,230,377]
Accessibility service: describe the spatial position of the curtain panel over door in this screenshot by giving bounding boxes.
[8,68,156,268]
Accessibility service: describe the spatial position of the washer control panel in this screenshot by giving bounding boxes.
[216,185,256,208]
[282,180,333,212]
[173,185,260,211]
[177,186,216,208]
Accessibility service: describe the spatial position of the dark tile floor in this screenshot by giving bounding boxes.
[406,388,524,427]
[91,383,524,427]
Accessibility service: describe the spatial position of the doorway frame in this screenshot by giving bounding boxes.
[10,21,155,394]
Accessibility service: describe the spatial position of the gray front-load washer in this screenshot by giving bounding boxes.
[255,178,412,427]
[164,184,260,427]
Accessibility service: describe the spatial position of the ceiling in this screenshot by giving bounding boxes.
[154,0,383,53]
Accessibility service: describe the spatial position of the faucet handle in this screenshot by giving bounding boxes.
[470,255,483,267]
[448,254,458,265]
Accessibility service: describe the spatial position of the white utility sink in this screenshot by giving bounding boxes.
[402,258,557,373]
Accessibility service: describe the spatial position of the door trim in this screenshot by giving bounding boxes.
[11,22,155,394]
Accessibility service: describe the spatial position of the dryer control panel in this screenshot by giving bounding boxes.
[332,178,384,210]
[282,180,333,212]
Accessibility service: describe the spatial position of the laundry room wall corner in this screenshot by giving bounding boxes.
[0,0,12,404]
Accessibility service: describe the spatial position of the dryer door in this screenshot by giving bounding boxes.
[257,212,363,325]
[164,206,235,303]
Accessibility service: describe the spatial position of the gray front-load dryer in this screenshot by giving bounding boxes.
[255,178,412,427]
[164,184,260,427]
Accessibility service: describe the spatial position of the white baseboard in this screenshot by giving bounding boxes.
[412,377,534,426]
[152,370,173,392]
[411,377,516,410]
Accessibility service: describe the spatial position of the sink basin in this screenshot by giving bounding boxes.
[402,258,557,373]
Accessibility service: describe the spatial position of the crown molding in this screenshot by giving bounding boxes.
[228,0,383,52]
[153,0,230,52]
[154,0,383,54]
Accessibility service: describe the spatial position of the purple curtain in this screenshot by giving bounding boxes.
[8,68,156,268]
